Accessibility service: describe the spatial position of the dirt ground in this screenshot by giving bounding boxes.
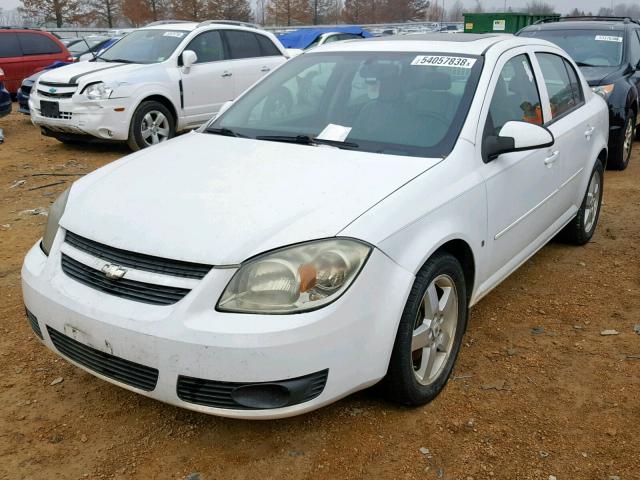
[0,108,638,480]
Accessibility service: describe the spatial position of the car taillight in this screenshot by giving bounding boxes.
[67,56,75,62]
[0,67,4,81]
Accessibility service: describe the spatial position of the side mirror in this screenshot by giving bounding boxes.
[483,121,554,162]
[181,50,197,71]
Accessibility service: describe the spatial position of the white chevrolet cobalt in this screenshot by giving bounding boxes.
[22,34,608,419]
[29,21,288,150]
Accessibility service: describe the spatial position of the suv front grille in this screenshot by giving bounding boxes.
[47,326,158,391]
[65,231,213,279]
[37,89,74,99]
[61,254,190,305]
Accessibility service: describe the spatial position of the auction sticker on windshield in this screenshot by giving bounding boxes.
[595,35,623,43]
[411,55,476,68]
[163,31,185,38]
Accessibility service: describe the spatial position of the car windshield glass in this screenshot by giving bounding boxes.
[209,51,482,158]
[519,29,624,67]
[99,29,187,63]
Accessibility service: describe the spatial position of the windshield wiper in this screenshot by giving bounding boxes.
[103,58,136,64]
[255,134,359,149]
[575,61,599,67]
[205,127,247,138]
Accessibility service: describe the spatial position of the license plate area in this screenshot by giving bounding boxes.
[41,100,60,118]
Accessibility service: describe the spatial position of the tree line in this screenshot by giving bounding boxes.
[19,0,607,30]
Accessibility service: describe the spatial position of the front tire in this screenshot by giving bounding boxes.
[383,252,468,406]
[127,101,175,151]
[609,111,634,170]
[559,160,604,245]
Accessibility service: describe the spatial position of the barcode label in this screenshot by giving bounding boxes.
[411,55,477,68]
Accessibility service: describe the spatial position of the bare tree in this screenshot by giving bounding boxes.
[447,0,463,21]
[20,0,83,26]
[525,0,554,15]
[87,0,119,27]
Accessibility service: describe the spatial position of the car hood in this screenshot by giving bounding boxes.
[580,65,623,86]
[61,133,439,265]
[39,61,147,86]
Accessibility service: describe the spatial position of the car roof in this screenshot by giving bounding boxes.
[521,20,629,31]
[312,33,554,55]
[142,22,266,34]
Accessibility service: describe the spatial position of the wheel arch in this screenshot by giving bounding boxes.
[134,94,178,126]
[430,238,476,307]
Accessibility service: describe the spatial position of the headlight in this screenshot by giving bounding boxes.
[591,84,614,99]
[41,188,70,255]
[217,239,372,313]
[84,82,113,100]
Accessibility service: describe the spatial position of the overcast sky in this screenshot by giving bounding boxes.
[0,0,630,17]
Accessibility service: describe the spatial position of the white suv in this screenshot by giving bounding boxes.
[29,21,288,150]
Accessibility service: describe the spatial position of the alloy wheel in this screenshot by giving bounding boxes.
[411,274,458,386]
[624,118,634,163]
[584,169,602,234]
[141,110,170,146]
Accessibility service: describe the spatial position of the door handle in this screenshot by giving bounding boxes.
[584,126,595,139]
[221,71,232,78]
[260,66,271,72]
[544,150,560,165]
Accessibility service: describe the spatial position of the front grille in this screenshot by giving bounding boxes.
[39,109,73,120]
[21,85,32,95]
[37,89,74,99]
[177,370,329,410]
[39,81,78,88]
[25,308,43,339]
[61,254,190,306]
[47,326,158,391]
[65,231,213,279]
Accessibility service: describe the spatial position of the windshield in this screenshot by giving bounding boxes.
[210,51,482,158]
[520,29,624,67]
[99,29,187,64]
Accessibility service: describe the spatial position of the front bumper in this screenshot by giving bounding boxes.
[17,88,30,114]
[29,93,134,141]
[22,233,414,419]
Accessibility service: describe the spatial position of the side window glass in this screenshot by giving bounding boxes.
[185,31,224,63]
[537,52,578,120]
[256,35,281,57]
[0,33,21,58]
[17,33,61,55]
[225,30,261,60]
[563,58,584,105]
[486,54,542,136]
[628,30,640,68]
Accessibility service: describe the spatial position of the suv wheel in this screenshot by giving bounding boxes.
[383,252,468,406]
[610,111,634,170]
[128,101,175,151]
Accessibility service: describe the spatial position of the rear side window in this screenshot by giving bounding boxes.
[563,58,584,106]
[486,54,543,135]
[630,30,640,68]
[18,32,62,55]
[0,33,22,58]
[537,53,580,120]
[225,30,261,59]
[256,34,281,56]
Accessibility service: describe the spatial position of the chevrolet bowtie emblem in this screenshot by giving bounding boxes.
[48,87,57,93]
[101,264,127,280]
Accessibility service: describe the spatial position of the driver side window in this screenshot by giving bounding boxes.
[486,54,543,136]
[185,31,225,64]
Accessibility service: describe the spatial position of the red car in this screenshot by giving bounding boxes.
[0,28,72,94]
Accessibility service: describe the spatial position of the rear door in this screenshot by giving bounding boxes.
[179,29,235,125]
[222,30,286,96]
[533,51,597,210]
[479,49,564,278]
[0,32,24,93]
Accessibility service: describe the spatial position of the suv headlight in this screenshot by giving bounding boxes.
[591,84,614,99]
[41,188,70,255]
[84,82,113,100]
[217,238,372,313]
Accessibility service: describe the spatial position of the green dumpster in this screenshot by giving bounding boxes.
[463,12,560,34]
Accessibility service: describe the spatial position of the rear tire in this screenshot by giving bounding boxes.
[127,100,175,151]
[609,111,633,170]
[383,252,467,406]
[559,160,604,245]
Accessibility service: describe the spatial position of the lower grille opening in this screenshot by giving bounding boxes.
[25,308,43,340]
[177,369,328,410]
[47,326,158,391]
[61,253,190,306]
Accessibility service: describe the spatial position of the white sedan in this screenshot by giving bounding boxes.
[22,34,608,419]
